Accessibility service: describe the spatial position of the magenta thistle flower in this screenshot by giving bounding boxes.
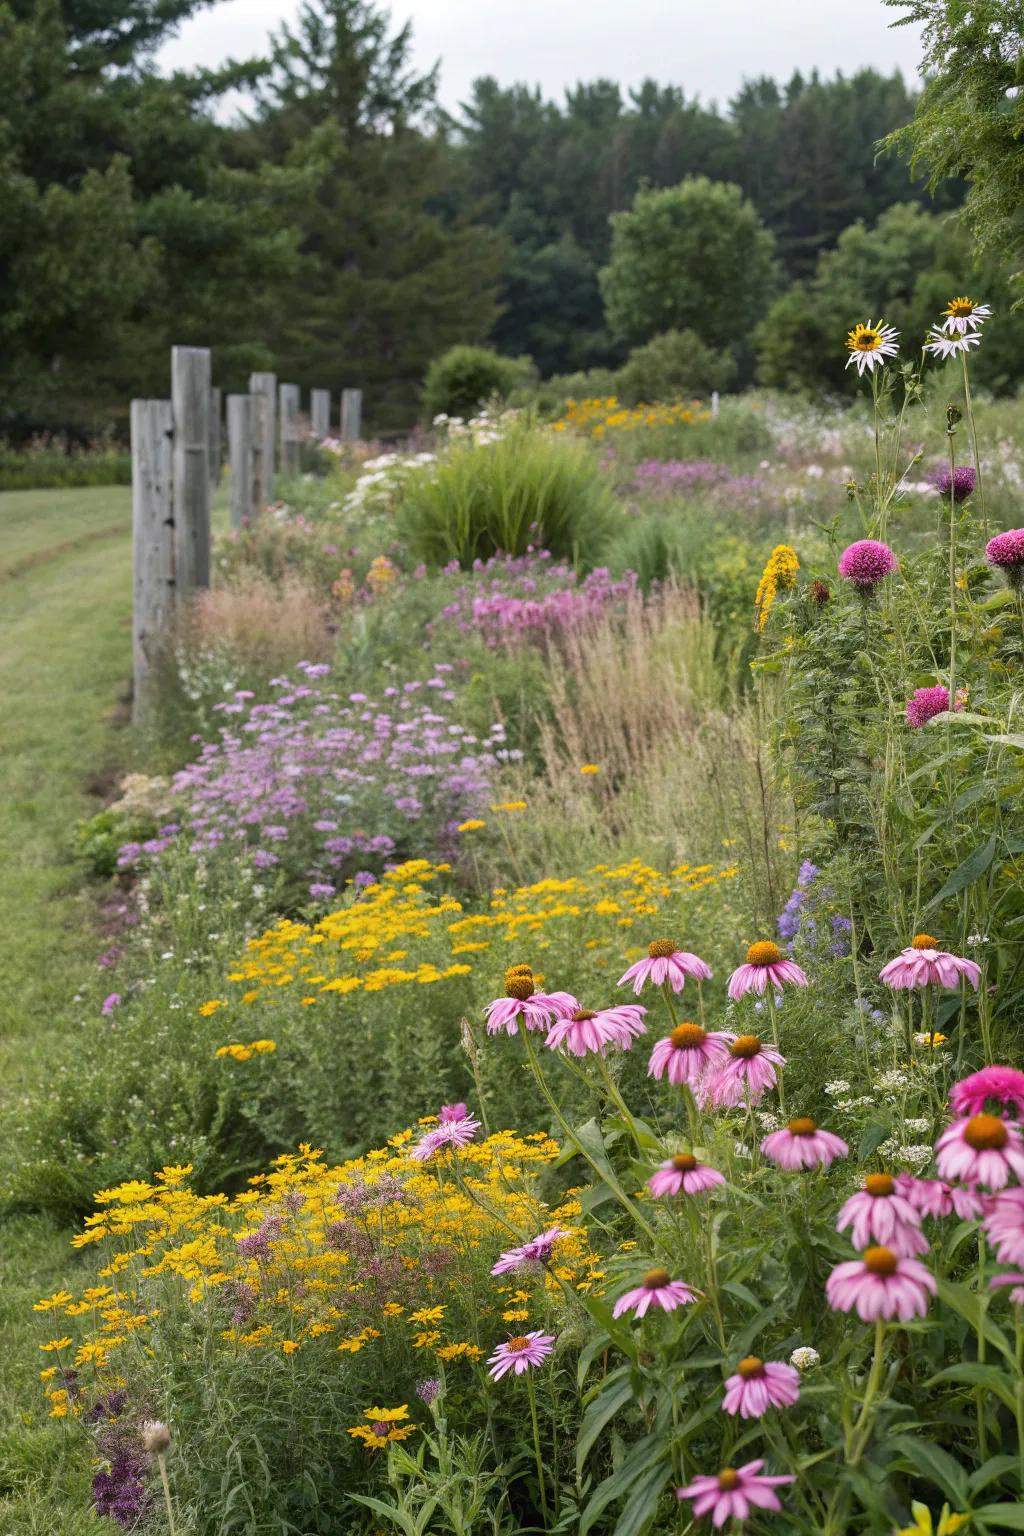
[836,1173,928,1255]
[409,1108,482,1162]
[826,1246,936,1321]
[879,934,981,992]
[677,1460,795,1525]
[895,1173,983,1222]
[545,1003,646,1057]
[612,1267,697,1319]
[935,1114,1024,1190]
[727,941,807,1000]
[647,1022,732,1085]
[484,965,577,1036]
[933,465,976,502]
[647,1153,725,1199]
[761,1117,848,1170]
[982,1187,1024,1267]
[952,1066,1024,1119]
[722,1357,800,1419]
[701,1034,785,1109]
[905,685,965,729]
[618,938,712,995]
[487,1330,555,1380]
[838,538,898,591]
[986,528,1024,590]
[490,1227,570,1275]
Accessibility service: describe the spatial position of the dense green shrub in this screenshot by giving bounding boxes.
[398,422,618,566]
[617,328,737,404]
[421,345,537,422]
[0,439,130,489]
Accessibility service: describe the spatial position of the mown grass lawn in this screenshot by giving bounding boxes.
[0,487,133,1533]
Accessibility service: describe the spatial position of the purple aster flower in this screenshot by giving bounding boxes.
[933,466,976,502]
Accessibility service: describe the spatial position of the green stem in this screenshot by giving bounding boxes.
[978,1242,989,1461]
[157,1454,177,1536]
[848,1320,887,1465]
[526,1369,549,1528]
[947,425,958,708]
[961,350,987,537]
[1015,1308,1024,1492]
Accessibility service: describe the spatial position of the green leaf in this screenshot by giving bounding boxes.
[859,1121,891,1158]
[925,836,997,910]
[927,1363,1019,1415]
[974,1504,1024,1530]
[577,1375,636,1477]
[937,1279,1016,1365]
[984,735,1024,751]
[970,1455,1022,1498]
[580,1439,670,1536]
[612,1458,672,1536]
[890,1433,970,1505]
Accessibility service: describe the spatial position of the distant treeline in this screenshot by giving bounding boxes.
[0,0,970,435]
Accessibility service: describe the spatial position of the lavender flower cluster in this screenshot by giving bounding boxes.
[777,861,851,959]
[118,662,509,896]
[428,550,639,648]
[630,459,764,505]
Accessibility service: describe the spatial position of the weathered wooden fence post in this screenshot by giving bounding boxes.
[249,370,276,505]
[341,388,363,443]
[279,382,301,476]
[710,390,720,419]
[209,385,222,486]
[227,394,254,529]
[131,399,174,724]
[171,345,211,598]
[310,389,331,440]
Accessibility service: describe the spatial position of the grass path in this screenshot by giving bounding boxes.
[0,486,133,1533]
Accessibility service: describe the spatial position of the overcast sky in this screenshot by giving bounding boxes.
[156,0,925,115]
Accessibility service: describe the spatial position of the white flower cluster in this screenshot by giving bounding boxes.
[789,1347,820,1371]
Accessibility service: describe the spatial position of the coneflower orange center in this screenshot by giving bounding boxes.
[847,323,883,353]
[865,1173,894,1197]
[505,975,535,1000]
[787,1117,817,1136]
[643,1268,671,1289]
[737,1356,764,1379]
[670,1022,706,1049]
[648,938,678,959]
[746,940,781,966]
[911,934,939,951]
[572,1009,597,1022]
[506,1336,531,1352]
[731,1034,762,1059]
[672,1153,698,1172]
[964,1113,1008,1150]
[717,1469,741,1490]
[864,1246,898,1275]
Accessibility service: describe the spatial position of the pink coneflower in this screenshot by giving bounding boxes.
[761,1117,848,1170]
[486,1331,555,1380]
[647,1153,725,1199]
[484,965,576,1036]
[838,539,898,591]
[825,1246,936,1321]
[986,529,1024,590]
[490,1227,570,1275]
[727,940,807,1000]
[952,1066,1024,1119]
[612,1268,697,1319]
[879,935,981,992]
[895,1173,983,1222]
[935,1114,1024,1190]
[982,1187,1024,1266]
[545,1003,646,1057]
[647,1022,732,1085]
[905,685,965,729]
[618,939,712,995]
[722,1358,800,1419]
[677,1461,795,1525]
[410,1104,482,1161]
[701,1034,785,1109]
[837,1173,928,1255]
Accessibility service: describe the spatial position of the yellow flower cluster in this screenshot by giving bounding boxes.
[753,544,799,632]
[37,1133,601,1419]
[215,1039,277,1062]
[207,857,738,1011]
[552,396,711,438]
[365,554,398,593]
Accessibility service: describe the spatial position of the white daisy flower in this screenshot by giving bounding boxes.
[941,296,992,335]
[844,319,900,376]
[924,325,983,360]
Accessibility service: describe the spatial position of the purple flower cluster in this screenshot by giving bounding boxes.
[906,685,963,729]
[777,861,851,959]
[933,466,976,502]
[429,552,638,648]
[117,663,507,892]
[115,824,179,869]
[838,539,897,590]
[92,1421,151,1528]
[630,459,764,505]
[987,528,1024,589]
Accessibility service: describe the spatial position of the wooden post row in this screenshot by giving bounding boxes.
[131,400,174,724]
[171,345,211,596]
[227,395,253,528]
[279,382,301,476]
[209,386,222,486]
[248,371,276,506]
[340,388,362,443]
[310,389,331,440]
